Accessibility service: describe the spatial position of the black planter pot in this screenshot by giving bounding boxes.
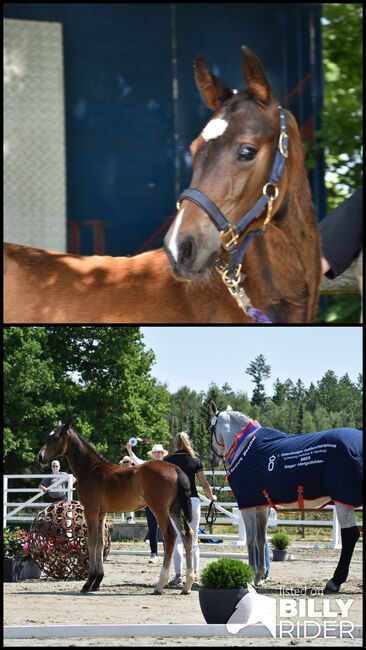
[199,587,248,624]
[3,558,24,582]
[22,559,42,579]
[272,549,288,561]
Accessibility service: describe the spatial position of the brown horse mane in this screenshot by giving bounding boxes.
[66,425,113,466]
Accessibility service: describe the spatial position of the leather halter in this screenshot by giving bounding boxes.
[178,106,289,323]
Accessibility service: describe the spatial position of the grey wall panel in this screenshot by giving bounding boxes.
[4,19,66,251]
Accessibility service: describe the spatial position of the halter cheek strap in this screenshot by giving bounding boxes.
[179,106,289,324]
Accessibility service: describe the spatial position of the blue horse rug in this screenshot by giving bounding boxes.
[226,425,362,510]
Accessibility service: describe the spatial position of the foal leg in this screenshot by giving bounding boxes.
[90,513,106,591]
[170,512,194,595]
[81,512,98,593]
[324,504,360,594]
[153,512,176,594]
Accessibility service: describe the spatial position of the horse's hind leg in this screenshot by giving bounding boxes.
[255,507,269,584]
[324,504,360,594]
[170,512,194,594]
[153,511,176,594]
[90,513,106,591]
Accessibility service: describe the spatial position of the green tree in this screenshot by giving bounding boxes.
[245,355,271,406]
[4,326,170,472]
[4,327,78,472]
[319,3,363,207]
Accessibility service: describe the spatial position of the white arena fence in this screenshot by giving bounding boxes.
[3,472,362,550]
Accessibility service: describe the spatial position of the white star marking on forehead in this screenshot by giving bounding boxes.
[202,117,228,141]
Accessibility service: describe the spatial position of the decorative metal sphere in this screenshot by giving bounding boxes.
[28,500,111,579]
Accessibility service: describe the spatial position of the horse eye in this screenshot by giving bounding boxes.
[237,145,257,161]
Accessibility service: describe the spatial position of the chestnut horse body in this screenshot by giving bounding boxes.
[37,422,194,594]
[4,46,320,324]
[4,244,249,323]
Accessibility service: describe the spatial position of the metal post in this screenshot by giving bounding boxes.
[67,474,74,501]
[3,476,8,528]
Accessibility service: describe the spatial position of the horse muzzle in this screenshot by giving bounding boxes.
[164,232,219,281]
[164,235,198,280]
[37,448,47,465]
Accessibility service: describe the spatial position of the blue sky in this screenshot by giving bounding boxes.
[140,327,362,397]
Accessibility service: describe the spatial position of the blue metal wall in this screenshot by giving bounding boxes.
[4,3,324,256]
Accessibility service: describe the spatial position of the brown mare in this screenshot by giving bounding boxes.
[4,46,320,324]
[37,422,195,594]
[164,46,321,323]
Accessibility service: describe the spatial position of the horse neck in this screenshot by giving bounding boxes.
[220,412,253,454]
[65,430,105,481]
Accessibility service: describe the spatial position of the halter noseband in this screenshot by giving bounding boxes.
[178,106,289,324]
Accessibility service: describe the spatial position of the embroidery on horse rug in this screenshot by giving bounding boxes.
[227,424,362,510]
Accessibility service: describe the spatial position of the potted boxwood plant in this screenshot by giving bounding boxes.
[3,527,41,580]
[199,557,255,624]
[4,527,26,581]
[271,531,291,561]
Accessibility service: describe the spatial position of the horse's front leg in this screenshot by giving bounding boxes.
[81,512,98,593]
[154,515,176,594]
[242,510,258,579]
[90,513,106,591]
[324,504,360,594]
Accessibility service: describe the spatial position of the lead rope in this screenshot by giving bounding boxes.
[205,459,227,530]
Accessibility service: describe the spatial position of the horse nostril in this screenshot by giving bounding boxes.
[179,237,196,268]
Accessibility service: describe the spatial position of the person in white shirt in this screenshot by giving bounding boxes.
[126,441,168,562]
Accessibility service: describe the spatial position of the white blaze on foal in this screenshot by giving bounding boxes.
[168,207,185,262]
[202,117,228,141]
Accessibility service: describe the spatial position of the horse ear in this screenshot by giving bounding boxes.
[194,54,233,111]
[241,46,274,106]
[65,418,73,428]
[209,401,219,416]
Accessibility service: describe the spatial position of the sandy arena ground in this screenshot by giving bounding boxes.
[4,541,363,647]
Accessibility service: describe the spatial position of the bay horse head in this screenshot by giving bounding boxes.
[37,420,72,464]
[164,46,320,323]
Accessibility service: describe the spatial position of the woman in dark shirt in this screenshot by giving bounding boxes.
[164,431,217,588]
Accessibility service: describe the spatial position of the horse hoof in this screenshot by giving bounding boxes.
[324,579,340,594]
[153,588,163,595]
[180,589,191,595]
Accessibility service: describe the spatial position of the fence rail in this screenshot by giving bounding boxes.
[3,473,362,550]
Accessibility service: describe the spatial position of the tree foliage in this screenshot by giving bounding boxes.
[4,327,170,473]
[4,332,362,476]
[320,3,363,208]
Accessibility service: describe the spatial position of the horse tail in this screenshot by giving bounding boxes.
[173,466,192,525]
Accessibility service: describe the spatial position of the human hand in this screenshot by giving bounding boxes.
[321,257,331,275]
[126,442,132,451]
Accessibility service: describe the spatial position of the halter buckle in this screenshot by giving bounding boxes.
[222,264,242,288]
[220,226,239,251]
[262,184,279,230]
[279,131,289,158]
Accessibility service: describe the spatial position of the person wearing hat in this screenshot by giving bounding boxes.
[126,440,169,562]
[119,456,135,523]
